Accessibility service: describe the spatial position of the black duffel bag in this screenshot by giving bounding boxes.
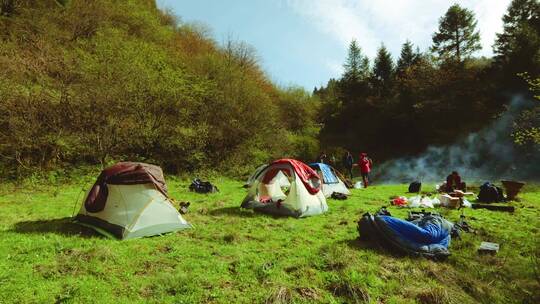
[189,178,219,194]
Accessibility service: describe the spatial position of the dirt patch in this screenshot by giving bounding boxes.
[295,287,320,301]
[157,245,173,254]
[134,259,176,276]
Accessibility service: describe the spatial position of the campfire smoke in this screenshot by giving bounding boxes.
[376,97,539,183]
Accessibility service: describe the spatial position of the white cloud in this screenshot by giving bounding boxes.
[325,60,344,76]
[287,0,510,58]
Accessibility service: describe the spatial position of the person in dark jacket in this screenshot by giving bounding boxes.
[342,151,354,179]
[446,171,466,192]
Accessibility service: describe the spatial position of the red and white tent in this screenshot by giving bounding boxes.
[241,159,328,217]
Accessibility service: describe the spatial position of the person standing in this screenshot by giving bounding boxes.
[357,152,372,188]
[342,151,354,179]
[317,152,328,164]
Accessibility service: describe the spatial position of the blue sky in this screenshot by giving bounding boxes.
[157,0,511,90]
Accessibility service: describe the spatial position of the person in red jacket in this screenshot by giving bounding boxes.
[357,152,373,188]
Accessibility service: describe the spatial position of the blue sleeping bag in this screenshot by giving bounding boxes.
[358,211,455,259]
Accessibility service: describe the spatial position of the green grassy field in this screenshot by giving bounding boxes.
[0,177,538,304]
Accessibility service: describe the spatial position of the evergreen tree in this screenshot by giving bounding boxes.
[343,40,370,82]
[396,40,417,74]
[1,0,17,16]
[373,44,394,85]
[431,4,481,62]
[493,0,540,90]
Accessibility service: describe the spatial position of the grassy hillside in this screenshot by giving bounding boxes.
[0,178,538,303]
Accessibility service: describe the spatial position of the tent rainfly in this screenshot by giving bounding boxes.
[241,159,328,217]
[74,162,191,239]
[245,164,290,188]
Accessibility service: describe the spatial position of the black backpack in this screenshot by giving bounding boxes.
[408,181,422,193]
[478,182,504,203]
[189,178,218,194]
[331,192,348,200]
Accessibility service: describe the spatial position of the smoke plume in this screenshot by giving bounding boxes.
[375,97,539,183]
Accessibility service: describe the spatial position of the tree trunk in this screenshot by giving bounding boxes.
[455,28,460,62]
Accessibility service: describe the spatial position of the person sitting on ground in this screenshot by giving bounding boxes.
[445,171,466,192]
[342,151,354,179]
[355,152,372,188]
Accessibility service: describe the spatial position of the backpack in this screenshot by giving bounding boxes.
[189,178,219,194]
[408,181,422,193]
[478,182,504,203]
[331,192,348,200]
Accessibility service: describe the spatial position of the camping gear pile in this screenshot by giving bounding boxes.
[478,182,505,203]
[358,208,459,259]
[74,162,191,240]
[390,193,472,209]
[466,181,522,212]
[409,195,439,208]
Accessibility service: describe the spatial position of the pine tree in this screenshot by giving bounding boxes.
[431,4,481,62]
[396,40,417,74]
[373,44,394,84]
[343,40,370,82]
[494,0,540,58]
[493,0,540,89]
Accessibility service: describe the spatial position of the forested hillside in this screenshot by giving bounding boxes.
[315,1,540,165]
[0,0,319,178]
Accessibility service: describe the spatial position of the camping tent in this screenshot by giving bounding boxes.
[309,163,351,198]
[74,162,191,239]
[245,164,290,188]
[241,159,328,217]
